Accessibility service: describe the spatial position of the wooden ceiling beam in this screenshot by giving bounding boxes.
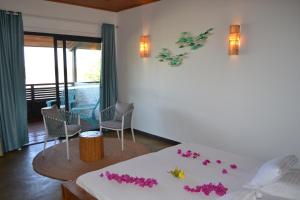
[47,0,159,12]
[24,35,101,50]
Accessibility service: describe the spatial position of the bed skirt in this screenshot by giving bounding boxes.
[61,181,97,200]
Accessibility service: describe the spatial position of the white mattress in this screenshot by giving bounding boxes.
[76,143,262,200]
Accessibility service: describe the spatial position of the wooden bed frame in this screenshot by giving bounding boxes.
[61,181,97,200]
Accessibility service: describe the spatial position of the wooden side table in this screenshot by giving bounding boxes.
[79,131,104,162]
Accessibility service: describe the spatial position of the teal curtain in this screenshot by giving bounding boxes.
[0,137,3,156]
[100,23,118,111]
[0,10,28,153]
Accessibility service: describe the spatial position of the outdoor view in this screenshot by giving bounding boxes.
[25,47,101,84]
[76,49,101,82]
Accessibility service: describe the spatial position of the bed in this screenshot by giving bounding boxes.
[71,143,262,199]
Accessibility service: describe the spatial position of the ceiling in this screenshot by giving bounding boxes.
[47,0,160,12]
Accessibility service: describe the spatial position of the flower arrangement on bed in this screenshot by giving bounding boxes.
[62,143,299,200]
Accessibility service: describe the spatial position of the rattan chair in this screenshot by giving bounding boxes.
[41,105,81,160]
[100,102,135,151]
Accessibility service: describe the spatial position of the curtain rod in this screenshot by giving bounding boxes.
[5,10,21,15]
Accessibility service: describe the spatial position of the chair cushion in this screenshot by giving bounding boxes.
[114,102,134,121]
[101,120,122,129]
[66,125,81,136]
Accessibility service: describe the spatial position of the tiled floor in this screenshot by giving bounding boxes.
[0,131,177,200]
[28,121,46,144]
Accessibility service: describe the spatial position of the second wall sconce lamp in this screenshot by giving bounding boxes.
[140,35,150,57]
[228,24,240,55]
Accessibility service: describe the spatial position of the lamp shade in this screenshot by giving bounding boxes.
[139,35,150,57]
[228,25,240,55]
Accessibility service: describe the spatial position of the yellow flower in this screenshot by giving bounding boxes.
[170,167,185,180]
[178,170,185,180]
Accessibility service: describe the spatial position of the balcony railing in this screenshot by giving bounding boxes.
[26,83,74,101]
[26,82,99,101]
[26,82,100,122]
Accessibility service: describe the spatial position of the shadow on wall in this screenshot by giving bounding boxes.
[154,106,209,143]
[239,23,251,55]
[154,106,253,157]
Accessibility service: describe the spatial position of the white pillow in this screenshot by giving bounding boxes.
[260,169,300,200]
[246,155,298,188]
[217,189,291,200]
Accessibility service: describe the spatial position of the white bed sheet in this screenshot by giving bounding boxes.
[76,143,262,200]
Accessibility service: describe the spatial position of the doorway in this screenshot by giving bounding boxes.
[24,32,101,144]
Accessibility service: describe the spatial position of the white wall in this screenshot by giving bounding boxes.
[1,0,299,161]
[117,0,300,160]
[0,0,117,37]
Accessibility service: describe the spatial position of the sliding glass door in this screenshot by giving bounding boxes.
[55,39,74,111]
[68,41,101,130]
[24,35,56,124]
[25,33,101,136]
[56,39,101,130]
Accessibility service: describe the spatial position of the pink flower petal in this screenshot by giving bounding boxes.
[177,149,201,159]
[177,149,182,154]
[184,182,228,196]
[230,164,238,169]
[101,171,158,188]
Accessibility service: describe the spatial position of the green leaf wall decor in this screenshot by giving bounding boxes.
[157,48,188,67]
[176,28,213,50]
[157,28,213,67]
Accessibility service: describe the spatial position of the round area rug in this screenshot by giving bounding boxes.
[32,137,150,181]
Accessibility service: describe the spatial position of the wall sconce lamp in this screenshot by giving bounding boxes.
[140,35,150,57]
[228,25,240,55]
